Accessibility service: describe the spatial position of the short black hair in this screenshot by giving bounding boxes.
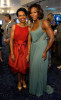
[4,13,11,20]
[16,8,28,17]
[28,3,44,21]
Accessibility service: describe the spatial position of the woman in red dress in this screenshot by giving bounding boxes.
[9,8,31,91]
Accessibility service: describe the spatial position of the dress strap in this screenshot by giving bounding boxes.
[31,20,42,31]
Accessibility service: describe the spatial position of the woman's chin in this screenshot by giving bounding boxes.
[33,19,37,21]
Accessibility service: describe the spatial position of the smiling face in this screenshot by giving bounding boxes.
[18,11,26,23]
[30,7,38,21]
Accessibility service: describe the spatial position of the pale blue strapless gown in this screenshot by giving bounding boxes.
[29,21,54,96]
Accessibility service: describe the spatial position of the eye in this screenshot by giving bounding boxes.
[23,14,26,16]
[30,11,37,15]
[18,15,21,17]
[34,11,37,13]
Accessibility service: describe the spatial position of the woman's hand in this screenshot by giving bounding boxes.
[26,54,30,62]
[42,51,47,61]
[11,54,15,61]
[54,30,57,35]
[4,39,9,43]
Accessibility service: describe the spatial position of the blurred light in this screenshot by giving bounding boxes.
[10,10,14,14]
[1,0,4,7]
[15,18,20,23]
[2,10,4,12]
[46,6,48,8]
[1,0,10,8]
[47,8,56,10]
[7,0,10,7]
[56,17,59,20]
[7,10,10,13]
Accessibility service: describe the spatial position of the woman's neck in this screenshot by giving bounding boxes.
[19,22,26,27]
[33,19,40,24]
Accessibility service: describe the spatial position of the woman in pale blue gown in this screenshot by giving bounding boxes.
[28,3,54,97]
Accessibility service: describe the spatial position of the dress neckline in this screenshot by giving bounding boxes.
[30,27,40,33]
[16,24,28,28]
[30,20,42,32]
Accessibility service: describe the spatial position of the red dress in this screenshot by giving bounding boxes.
[9,24,29,74]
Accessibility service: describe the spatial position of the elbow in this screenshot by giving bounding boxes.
[52,36,55,43]
[50,36,55,43]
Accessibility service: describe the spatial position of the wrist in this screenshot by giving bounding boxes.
[28,53,30,55]
[44,50,47,53]
[11,53,14,56]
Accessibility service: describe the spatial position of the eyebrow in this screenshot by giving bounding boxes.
[18,14,26,15]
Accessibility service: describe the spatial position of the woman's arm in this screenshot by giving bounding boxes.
[43,20,54,52]
[26,27,31,62]
[28,29,31,55]
[10,25,15,61]
[42,20,54,60]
